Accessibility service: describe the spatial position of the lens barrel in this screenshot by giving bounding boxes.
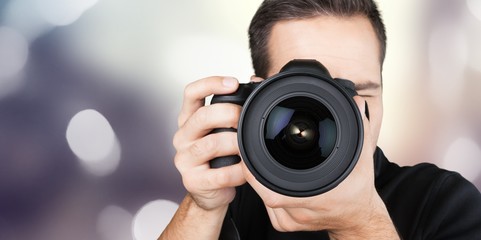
[238,60,363,197]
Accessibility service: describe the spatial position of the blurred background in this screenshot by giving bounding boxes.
[0,0,480,239]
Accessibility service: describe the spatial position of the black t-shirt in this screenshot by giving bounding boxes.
[220,147,481,239]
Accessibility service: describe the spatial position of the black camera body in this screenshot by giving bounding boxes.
[210,59,363,197]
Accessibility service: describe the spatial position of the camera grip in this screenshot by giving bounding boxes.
[209,83,257,168]
[209,128,241,168]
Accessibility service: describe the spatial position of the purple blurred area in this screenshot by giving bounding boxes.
[0,2,184,239]
[0,0,480,239]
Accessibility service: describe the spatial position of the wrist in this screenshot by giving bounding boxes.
[328,194,400,240]
[188,193,229,216]
[159,194,228,240]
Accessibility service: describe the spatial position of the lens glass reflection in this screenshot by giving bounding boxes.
[264,97,337,169]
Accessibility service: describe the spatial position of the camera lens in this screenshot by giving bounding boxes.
[264,96,337,170]
[237,60,363,197]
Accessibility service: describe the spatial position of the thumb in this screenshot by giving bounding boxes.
[250,75,265,83]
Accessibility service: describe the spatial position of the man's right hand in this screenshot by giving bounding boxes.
[172,76,246,211]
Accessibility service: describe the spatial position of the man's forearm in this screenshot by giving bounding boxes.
[159,193,228,240]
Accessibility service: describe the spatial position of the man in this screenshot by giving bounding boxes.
[160,0,481,239]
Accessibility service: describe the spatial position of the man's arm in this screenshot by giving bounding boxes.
[158,76,245,239]
[159,194,228,240]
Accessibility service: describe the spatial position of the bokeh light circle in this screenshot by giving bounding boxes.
[97,205,133,240]
[442,137,481,182]
[467,0,481,22]
[35,0,99,26]
[66,109,121,176]
[132,199,179,240]
[0,26,29,79]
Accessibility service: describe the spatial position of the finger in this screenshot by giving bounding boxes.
[266,207,284,232]
[250,75,264,83]
[240,161,300,208]
[173,103,242,148]
[178,76,239,127]
[241,156,323,209]
[266,207,296,232]
[184,163,246,193]
[269,208,306,232]
[204,163,246,189]
[174,131,239,171]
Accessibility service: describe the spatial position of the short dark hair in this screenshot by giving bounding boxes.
[248,0,387,78]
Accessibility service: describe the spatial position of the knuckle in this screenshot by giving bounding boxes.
[225,106,241,127]
[228,132,240,152]
[264,196,282,209]
[202,173,224,192]
[184,82,197,99]
[189,141,204,158]
[214,170,231,187]
[190,136,216,158]
[177,115,185,128]
[173,153,186,173]
[193,107,209,126]
[172,131,183,150]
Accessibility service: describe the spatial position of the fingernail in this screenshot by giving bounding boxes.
[223,77,237,88]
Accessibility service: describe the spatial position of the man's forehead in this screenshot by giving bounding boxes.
[266,15,381,83]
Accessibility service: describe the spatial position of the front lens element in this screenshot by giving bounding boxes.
[264,97,337,170]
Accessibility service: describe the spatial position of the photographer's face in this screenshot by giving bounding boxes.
[266,15,383,148]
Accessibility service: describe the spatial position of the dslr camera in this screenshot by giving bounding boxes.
[210,59,363,197]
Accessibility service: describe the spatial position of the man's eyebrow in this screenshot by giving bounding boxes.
[354,81,381,91]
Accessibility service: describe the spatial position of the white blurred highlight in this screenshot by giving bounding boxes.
[442,137,481,182]
[428,23,468,111]
[467,0,481,22]
[162,35,253,87]
[66,109,121,176]
[0,26,29,78]
[465,11,481,73]
[0,26,28,98]
[2,0,52,41]
[132,199,179,240]
[35,0,99,26]
[97,205,133,240]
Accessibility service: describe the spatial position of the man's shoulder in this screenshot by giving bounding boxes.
[374,147,481,239]
[374,147,477,200]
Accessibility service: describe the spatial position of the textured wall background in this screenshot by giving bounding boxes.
[0,0,480,239]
